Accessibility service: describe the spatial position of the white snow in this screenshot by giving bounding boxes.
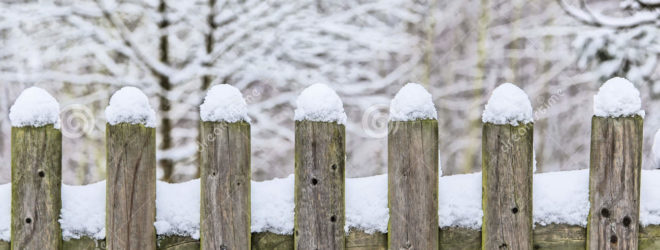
[9,87,60,129]
[105,87,157,127]
[438,172,482,229]
[482,83,534,126]
[155,179,200,239]
[294,84,347,124]
[60,181,106,240]
[389,83,437,121]
[0,183,9,242]
[641,170,660,226]
[345,174,389,233]
[593,77,645,118]
[533,170,590,226]
[200,84,251,123]
[652,129,660,169]
[251,175,295,234]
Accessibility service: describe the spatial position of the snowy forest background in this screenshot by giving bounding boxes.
[2,0,660,184]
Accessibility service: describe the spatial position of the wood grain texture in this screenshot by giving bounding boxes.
[157,236,200,250]
[587,116,643,250]
[0,241,8,250]
[387,119,439,250]
[345,230,386,249]
[10,125,62,250]
[199,121,251,249]
[640,225,660,249]
[533,224,585,250]
[439,227,481,250]
[294,121,345,250]
[482,122,534,250]
[252,233,293,250]
[63,237,106,250]
[106,123,157,250]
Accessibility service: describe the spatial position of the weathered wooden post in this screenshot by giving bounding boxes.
[105,87,157,249]
[9,87,62,250]
[294,84,346,249]
[199,84,251,249]
[481,83,534,249]
[387,83,439,249]
[588,77,643,249]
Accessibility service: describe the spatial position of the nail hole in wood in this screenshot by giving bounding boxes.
[295,230,299,236]
[38,171,45,178]
[610,235,618,244]
[311,178,318,185]
[330,215,336,222]
[331,164,337,170]
[623,216,631,227]
[236,182,241,186]
[533,244,541,249]
[25,218,32,224]
[601,208,610,218]
[499,243,507,249]
[511,207,519,214]
[211,172,216,176]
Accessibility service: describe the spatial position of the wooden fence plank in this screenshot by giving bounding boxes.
[439,227,481,250]
[0,241,8,250]
[62,237,105,250]
[252,232,293,250]
[157,236,200,250]
[482,122,534,249]
[106,123,157,250]
[200,121,251,249]
[345,230,387,249]
[387,119,439,249]
[294,121,346,250]
[11,125,62,250]
[588,116,643,249]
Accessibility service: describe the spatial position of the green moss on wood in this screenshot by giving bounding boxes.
[63,237,105,250]
[157,236,200,250]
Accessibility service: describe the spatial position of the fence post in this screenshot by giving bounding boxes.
[9,87,62,250]
[387,83,439,249]
[294,84,346,249]
[105,87,157,249]
[199,84,251,249]
[587,78,644,249]
[481,83,534,249]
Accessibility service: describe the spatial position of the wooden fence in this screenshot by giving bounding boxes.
[1,92,659,250]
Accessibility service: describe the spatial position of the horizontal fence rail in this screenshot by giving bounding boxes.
[1,84,658,249]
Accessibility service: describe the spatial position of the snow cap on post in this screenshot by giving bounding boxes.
[294,83,346,124]
[593,77,644,118]
[482,83,533,125]
[200,84,250,123]
[9,87,61,129]
[389,83,437,121]
[105,87,156,127]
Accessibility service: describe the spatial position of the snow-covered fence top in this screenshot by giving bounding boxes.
[3,79,660,249]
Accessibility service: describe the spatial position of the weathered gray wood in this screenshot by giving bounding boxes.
[294,121,345,250]
[439,227,481,250]
[587,115,643,250]
[387,119,439,250]
[252,232,293,250]
[157,236,200,250]
[0,241,9,250]
[10,125,62,250]
[345,230,387,250]
[482,122,534,250]
[533,224,585,250]
[106,123,157,250]
[199,121,251,249]
[62,237,105,250]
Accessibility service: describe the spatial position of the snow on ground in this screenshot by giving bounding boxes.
[0,183,9,242]
[4,169,660,241]
[482,83,533,126]
[438,172,482,229]
[155,179,200,239]
[642,170,660,226]
[345,174,389,233]
[9,87,60,129]
[389,83,437,121]
[200,84,251,123]
[533,169,590,226]
[593,77,644,118]
[652,129,660,169]
[294,83,347,124]
[60,181,106,240]
[251,174,295,234]
[105,87,156,127]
